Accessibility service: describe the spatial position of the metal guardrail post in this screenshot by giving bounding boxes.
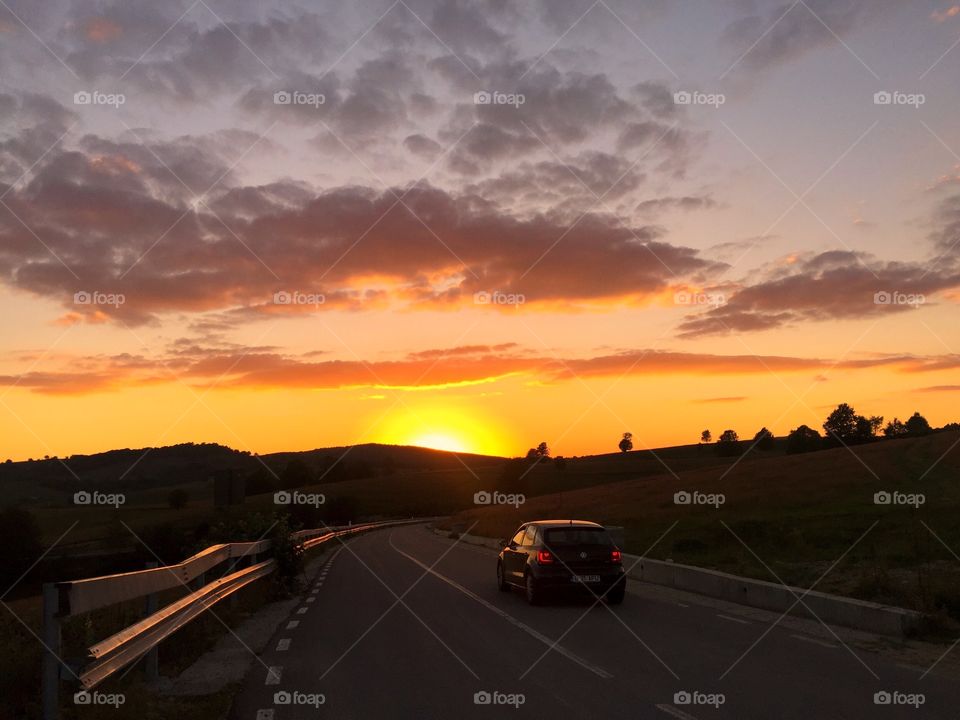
[42,583,61,720]
[144,562,159,682]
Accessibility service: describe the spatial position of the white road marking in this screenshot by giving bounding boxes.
[297,606,309,614]
[276,638,291,651]
[716,614,750,625]
[791,634,838,649]
[656,703,699,720]
[286,620,299,629]
[390,538,613,679]
[265,666,282,685]
[677,603,690,608]
[256,710,275,720]
[306,597,316,603]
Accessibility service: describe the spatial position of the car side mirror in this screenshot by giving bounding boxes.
[506,540,517,549]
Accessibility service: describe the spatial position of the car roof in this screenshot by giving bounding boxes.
[524,520,604,529]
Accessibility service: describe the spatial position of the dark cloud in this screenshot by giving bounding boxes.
[403,134,443,159]
[676,251,960,338]
[635,195,717,217]
[462,150,646,211]
[721,0,897,73]
[0,118,723,324]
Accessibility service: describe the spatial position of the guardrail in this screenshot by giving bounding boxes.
[41,519,428,719]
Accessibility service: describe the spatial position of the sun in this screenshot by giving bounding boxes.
[409,432,469,453]
[377,405,510,456]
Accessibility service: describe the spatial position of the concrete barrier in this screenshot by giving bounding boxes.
[622,554,921,637]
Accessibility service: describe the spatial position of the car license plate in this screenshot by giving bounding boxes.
[571,575,600,583]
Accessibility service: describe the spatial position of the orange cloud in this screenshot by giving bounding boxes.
[932,5,960,22]
[84,18,122,43]
[3,344,958,396]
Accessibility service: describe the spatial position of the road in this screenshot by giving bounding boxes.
[230,525,958,719]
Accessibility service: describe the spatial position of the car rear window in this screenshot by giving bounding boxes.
[543,528,612,546]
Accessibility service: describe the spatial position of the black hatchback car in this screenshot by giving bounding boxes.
[496,520,626,605]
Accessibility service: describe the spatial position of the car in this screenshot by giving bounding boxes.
[496,520,626,605]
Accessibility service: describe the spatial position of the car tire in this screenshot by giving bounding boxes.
[525,573,542,605]
[606,582,625,605]
[497,562,510,592]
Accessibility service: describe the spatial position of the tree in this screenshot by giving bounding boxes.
[786,425,821,454]
[905,412,932,436]
[854,415,883,441]
[752,427,775,451]
[823,403,858,442]
[883,418,907,438]
[942,422,960,432]
[700,429,712,444]
[716,429,741,457]
[618,432,633,453]
[824,403,880,443]
[167,488,189,510]
[526,442,550,460]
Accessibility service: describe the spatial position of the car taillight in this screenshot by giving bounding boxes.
[537,550,553,564]
[611,550,622,564]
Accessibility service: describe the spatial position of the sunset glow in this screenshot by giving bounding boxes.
[0,1,958,461]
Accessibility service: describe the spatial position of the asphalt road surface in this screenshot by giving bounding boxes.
[230,525,958,719]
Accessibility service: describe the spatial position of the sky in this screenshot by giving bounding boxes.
[0,0,959,460]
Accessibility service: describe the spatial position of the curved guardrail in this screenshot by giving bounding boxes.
[41,518,430,719]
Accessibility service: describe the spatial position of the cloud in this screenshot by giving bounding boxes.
[721,0,896,74]
[4,343,948,396]
[932,5,960,22]
[0,114,724,324]
[462,150,647,211]
[676,251,960,337]
[635,195,717,217]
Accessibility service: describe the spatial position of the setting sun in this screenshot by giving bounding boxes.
[377,405,511,457]
[408,432,469,453]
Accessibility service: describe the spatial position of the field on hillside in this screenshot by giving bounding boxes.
[442,432,960,626]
